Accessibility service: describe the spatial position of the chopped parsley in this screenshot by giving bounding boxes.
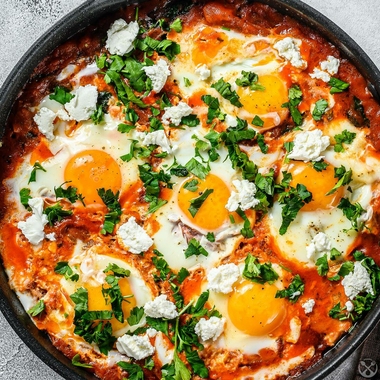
[185,157,210,180]
[19,188,32,209]
[170,18,183,32]
[275,274,304,303]
[312,99,329,121]
[211,78,243,107]
[235,71,265,91]
[184,77,192,87]
[326,165,352,195]
[313,160,329,172]
[54,181,85,205]
[329,77,350,94]
[315,254,329,276]
[54,262,79,282]
[252,115,264,127]
[206,232,215,242]
[201,94,225,124]
[242,254,279,284]
[72,354,93,368]
[28,162,46,184]
[334,129,356,152]
[49,86,74,104]
[282,85,303,126]
[183,179,199,192]
[44,203,73,226]
[97,188,122,234]
[337,198,366,231]
[28,299,45,317]
[188,189,214,217]
[184,238,209,258]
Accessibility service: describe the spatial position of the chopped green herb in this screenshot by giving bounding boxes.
[337,198,365,231]
[275,274,304,303]
[185,157,210,180]
[329,77,350,94]
[183,179,199,192]
[252,115,264,127]
[117,361,144,380]
[55,262,79,282]
[256,133,268,154]
[316,254,329,276]
[177,267,190,284]
[312,99,329,121]
[211,78,243,107]
[201,94,225,124]
[242,254,279,284]
[206,232,215,242]
[313,160,329,172]
[72,354,93,368]
[235,71,265,91]
[170,18,183,32]
[54,181,85,205]
[184,77,192,87]
[326,166,352,195]
[97,188,121,234]
[334,129,356,152]
[118,123,136,133]
[282,85,303,126]
[28,299,45,317]
[181,114,200,127]
[235,208,254,238]
[184,238,208,258]
[330,248,342,260]
[188,189,214,217]
[20,188,32,209]
[28,162,46,184]
[49,86,74,104]
[329,302,349,320]
[44,203,73,226]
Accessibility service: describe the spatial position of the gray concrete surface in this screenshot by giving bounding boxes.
[0,0,379,379]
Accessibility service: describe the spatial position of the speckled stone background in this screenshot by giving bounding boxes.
[0,1,380,379]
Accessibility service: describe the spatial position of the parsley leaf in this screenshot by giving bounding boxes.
[188,189,214,217]
[315,254,329,276]
[97,189,121,234]
[313,160,329,172]
[54,181,85,205]
[337,198,365,231]
[72,354,93,368]
[117,361,144,380]
[184,238,208,258]
[256,133,268,153]
[28,299,45,317]
[312,99,329,121]
[201,95,225,124]
[206,232,215,242]
[185,158,210,180]
[170,18,183,32]
[20,188,32,209]
[252,115,264,127]
[177,268,190,284]
[49,86,74,104]
[211,78,242,107]
[183,179,199,192]
[326,166,352,195]
[242,254,279,284]
[334,129,356,152]
[184,77,191,87]
[135,36,181,61]
[329,77,350,94]
[235,71,265,91]
[185,349,209,378]
[28,162,46,184]
[44,203,73,225]
[329,302,349,320]
[181,114,200,127]
[126,306,144,326]
[54,262,79,282]
[275,274,304,303]
[235,208,254,238]
[282,85,303,126]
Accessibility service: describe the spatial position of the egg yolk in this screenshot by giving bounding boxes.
[177,174,231,231]
[288,162,344,211]
[192,27,228,66]
[64,150,122,205]
[237,74,288,121]
[228,280,286,336]
[87,277,136,332]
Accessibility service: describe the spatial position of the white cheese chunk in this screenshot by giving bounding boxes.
[64,85,98,121]
[207,263,240,294]
[143,294,178,319]
[194,316,225,342]
[55,108,71,121]
[117,216,153,254]
[288,129,330,162]
[116,334,155,360]
[105,19,139,56]
[33,107,56,141]
[273,37,307,69]
[286,316,302,344]
[195,64,211,80]
[17,197,48,245]
[46,232,56,241]
[342,261,374,300]
[162,101,193,126]
[309,68,331,83]
[302,299,315,314]
[225,179,260,212]
[306,232,332,260]
[320,55,340,75]
[142,59,171,93]
[345,300,354,312]
[225,114,238,128]
[136,130,172,153]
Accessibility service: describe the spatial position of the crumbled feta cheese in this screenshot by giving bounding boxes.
[146,328,158,338]
[55,108,71,121]
[64,85,98,121]
[195,316,225,342]
[136,130,172,153]
[302,299,315,314]
[273,37,307,69]
[225,179,260,212]
[207,263,240,294]
[342,261,374,300]
[306,232,332,260]
[288,129,330,162]
[46,232,56,241]
[195,64,211,80]
[320,56,340,75]
[33,107,57,141]
[286,317,301,344]
[225,114,237,128]
[116,334,155,360]
[144,294,179,319]
[105,19,139,56]
[17,197,48,245]
[345,300,354,312]
[142,59,171,93]
[162,101,193,126]
[309,68,331,83]
[117,217,153,254]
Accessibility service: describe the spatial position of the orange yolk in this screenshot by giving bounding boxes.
[288,162,344,211]
[237,74,288,126]
[192,27,228,66]
[64,150,122,205]
[87,278,136,331]
[177,174,231,231]
[228,280,286,336]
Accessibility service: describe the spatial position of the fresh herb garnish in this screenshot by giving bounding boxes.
[256,133,268,153]
[326,165,352,195]
[185,158,210,180]
[242,254,279,284]
[49,86,74,104]
[118,361,144,380]
[275,274,304,303]
[329,77,350,94]
[333,129,356,152]
[315,254,329,276]
[28,162,46,184]
[72,354,93,368]
[170,18,183,32]
[184,238,209,258]
[337,198,366,231]
[183,179,199,192]
[313,160,329,172]
[312,99,329,121]
[235,71,265,91]
[28,299,45,317]
[20,188,32,209]
[188,189,214,217]
[201,95,225,124]
[211,78,243,107]
[54,262,79,282]
[97,188,122,234]
[54,181,85,205]
[44,203,73,226]
[252,115,264,127]
[282,85,303,126]
[184,77,192,87]
[206,232,215,242]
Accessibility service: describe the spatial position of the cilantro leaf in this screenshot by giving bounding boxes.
[315,254,329,276]
[183,179,199,192]
[28,162,46,184]
[235,71,265,91]
[326,166,352,195]
[20,188,32,209]
[97,188,121,234]
[282,85,303,126]
[177,268,190,284]
[185,158,210,180]
[173,352,191,380]
[135,36,181,61]
[72,354,93,368]
[184,238,208,258]
[211,78,242,107]
[235,208,254,238]
[54,181,85,205]
[206,232,215,242]
[49,86,74,104]
[337,198,365,231]
[334,129,356,152]
[127,306,144,326]
[44,203,73,226]
[181,114,200,127]
[312,99,328,121]
[54,262,79,282]
[188,189,213,217]
[170,18,183,32]
[275,274,304,303]
[242,254,279,284]
[313,160,329,172]
[28,299,45,317]
[252,115,264,127]
[185,349,209,378]
[201,95,225,124]
[329,77,350,94]
[256,133,268,153]
[329,302,349,320]
[117,362,144,380]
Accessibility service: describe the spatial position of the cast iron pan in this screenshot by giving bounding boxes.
[0,1,379,379]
